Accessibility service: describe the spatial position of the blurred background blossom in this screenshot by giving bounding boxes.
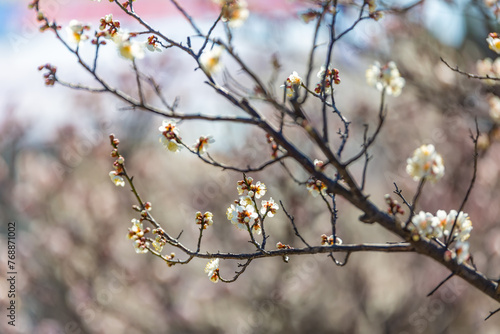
[2,0,500,333]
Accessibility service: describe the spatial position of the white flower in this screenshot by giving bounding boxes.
[321,234,343,246]
[66,20,89,44]
[455,241,470,264]
[406,144,445,182]
[200,45,224,75]
[313,159,324,171]
[447,210,473,241]
[109,171,125,187]
[152,235,165,252]
[253,181,267,199]
[159,119,182,153]
[432,209,449,237]
[195,211,214,229]
[411,211,440,238]
[194,136,215,154]
[214,0,249,28]
[239,195,253,207]
[204,258,220,283]
[306,177,327,197]
[227,203,258,231]
[488,95,500,123]
[113,31,145,60]
[133,240,149,254]
[146,35,162,52]
[128,219,149,254]
[315,65,340,94]
[283,71,303,97]
[128,218,143,238]
[366,61,405,96]
[487,33,500,54]
[260,197,279,217]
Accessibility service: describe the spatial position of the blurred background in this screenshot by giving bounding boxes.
[2,0,500,333]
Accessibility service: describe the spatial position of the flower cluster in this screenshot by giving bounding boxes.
[366,61,405,96]
[213,0,249,28]
[226,199,260,233]
[204,258,220,283]
[199,45,224,75]
[37,63,57,86]
[384,194,405,215]
[109,134,126,187]
[195,211,214,229]
[476,58,500,85]
[236,176,266,198]
[127,219,150,254]
[98,14,120,39]
[410,210,472,264]
[284,71,303,97]
[226,176,278,235]
[95,13,147,60]
[321,234,343,246]
[265,134,280,159]
[159,119,183,152]
[314,65,341,95]
[406,144,445,183]
[66,19,90,44]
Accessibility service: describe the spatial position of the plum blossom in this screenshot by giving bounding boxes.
[226,202,258,232]
[194,136,215,154]
[410,211,441,239]
[321,234,343,246]
[315,65,340,94]
[488,94,500,123]
[152,235,166,252]
[200,45,224,75]
[204,258,220,283]
[66,20,90,44]
[406,144,444,182]
[366,61,405,96]
[113,31,144,60]
[127,219,149,254]
[455,241,470,264]
[213,0,249,28]
[195,211,214,229]
[260,198,279,217]
[146,35,162,52]
[159,119,182,152]
[487,32,500,54]
[283,71,303,97]
[306,177,327,197]
[236,177,266,198]
[109,171,125,187]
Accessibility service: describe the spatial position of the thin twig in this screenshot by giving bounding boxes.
[427,272,454,297]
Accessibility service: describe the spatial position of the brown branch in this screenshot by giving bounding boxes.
[440,57,500,81]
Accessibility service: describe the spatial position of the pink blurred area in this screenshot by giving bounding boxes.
[30,0,309,21]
